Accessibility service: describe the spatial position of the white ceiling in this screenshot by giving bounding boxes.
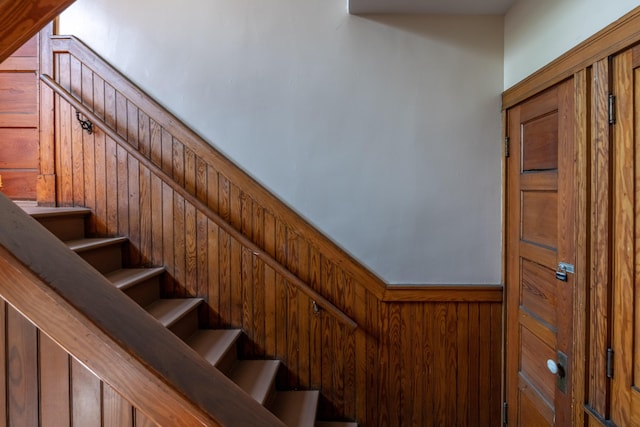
[349,0,517,15]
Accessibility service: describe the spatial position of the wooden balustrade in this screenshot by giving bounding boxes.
[0,193,285,426]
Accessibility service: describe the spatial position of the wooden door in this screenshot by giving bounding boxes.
[610,45,640,427]
[0,35,39,200]
[506,79,576,426]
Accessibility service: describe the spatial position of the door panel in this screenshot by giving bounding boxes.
[0,35,39,200]
[610,45,640,427]
[507,79,576,426]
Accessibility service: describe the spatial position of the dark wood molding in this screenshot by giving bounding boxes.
[383,284,503,302]
[0,0,75,64]
[503,5,640,109]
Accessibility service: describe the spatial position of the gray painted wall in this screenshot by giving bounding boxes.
[59,0,504,284]
[504,0,640,89]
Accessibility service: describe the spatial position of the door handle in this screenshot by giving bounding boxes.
[546,359,565,377]
[547,350,569,393]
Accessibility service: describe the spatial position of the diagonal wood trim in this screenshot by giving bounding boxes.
[503,5,640,109]
[0,0,74,64]
[382,284,503,302]
[42,73,358,331]
[0,193,285,427]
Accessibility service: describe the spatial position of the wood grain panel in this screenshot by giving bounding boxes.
[0,171,38,199]
[0,0,74,64]
[587,58,612,420]
[0,72,37,114]
[7,304,38,426]
[521,191,558,248]
[40,333,71,427]
[0,129,39,168]
[0,301,5,424]
[521,259,556,326]
[44,37,504,426]
[522,112,558,171]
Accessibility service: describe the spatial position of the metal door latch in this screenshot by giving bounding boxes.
[555,262,574,282]
[546,350,569,393]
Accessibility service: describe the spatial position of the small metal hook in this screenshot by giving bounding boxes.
[75,111,93,135]
[312,301,321,314]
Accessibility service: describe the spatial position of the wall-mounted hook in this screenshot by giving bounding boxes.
[312,300,321,314]
[75,111,93,135]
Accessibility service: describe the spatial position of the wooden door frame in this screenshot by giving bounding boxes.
[502,7,640,426]
[37,20,57,206]
[503,74,587,426]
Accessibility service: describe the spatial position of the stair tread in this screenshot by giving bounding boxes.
[106,267,165,290]
[66,236,128,252]
[21,205,92,218]
[315,423,358,427]
[187,329,241,367]
[145,298,203,328]
[271,390,320,427]
[229,359,280,404]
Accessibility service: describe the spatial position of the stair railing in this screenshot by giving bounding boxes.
[41,73,358,331]
[0,193,286,426]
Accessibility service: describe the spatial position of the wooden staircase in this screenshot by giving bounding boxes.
[23,203,356,427]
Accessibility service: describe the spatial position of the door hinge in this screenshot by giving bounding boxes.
[607,348,614,379]
[609,94,616,125]
[503,401,508,425]
[505,136,510,158]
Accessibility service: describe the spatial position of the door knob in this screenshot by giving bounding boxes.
[547,351,569,394]
[546,359,565,377]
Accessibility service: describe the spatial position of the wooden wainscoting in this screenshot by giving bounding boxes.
[44,35,503,426]
[0,298,158,426]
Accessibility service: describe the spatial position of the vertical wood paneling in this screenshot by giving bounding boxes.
[128,155,141,266]
[252,257,266,357]
[161,182,174,293]
[275,274,288,385]
[7,305,38,426]
[40,333,71,427]
[241,248,254,355]
[0,298,168,427]
[105,136,118,235]
[207,220,221,328]
[0,301,5,424]
[173,192,186,297]
[297,289,310,386]
[366,292,380,426]
[71,358,102,427]
[230,239,243,327]
[48,39,505,427]
[287,284,299,388]
[265,264,277,358]
[117,145,129,237]
[103,384,134,427]
[134,409,158,427]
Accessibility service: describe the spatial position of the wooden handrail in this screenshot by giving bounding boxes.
[41,74,358,331]
[0,193,285,426]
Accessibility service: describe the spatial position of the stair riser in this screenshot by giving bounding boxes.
[37,215,86,241]
[77,245,123,274]
[215,342,239,375]
[123,277,161,307]
[167,308,200,342]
